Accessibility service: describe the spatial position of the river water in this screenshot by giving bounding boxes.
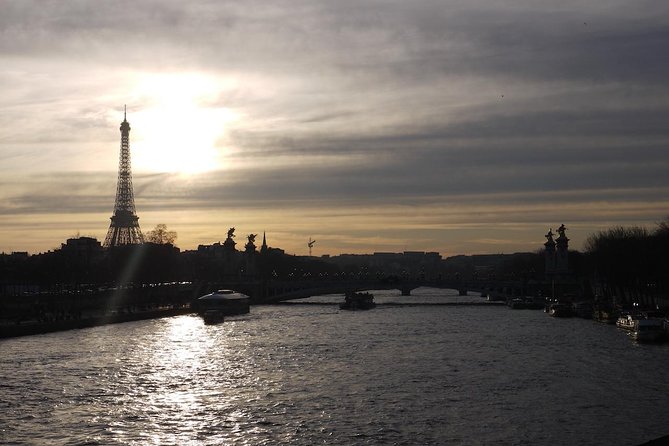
[1,288,668,445]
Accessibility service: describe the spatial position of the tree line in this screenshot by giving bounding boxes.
[584,218,669,306]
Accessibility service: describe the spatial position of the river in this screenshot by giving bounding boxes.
[1,288,668,445]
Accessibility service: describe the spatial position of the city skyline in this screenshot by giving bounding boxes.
[1,1,668,256]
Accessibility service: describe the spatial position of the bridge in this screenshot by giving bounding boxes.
[0,277,552,338]
[201,277,545,304]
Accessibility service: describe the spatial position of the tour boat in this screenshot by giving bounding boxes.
[340,292,376,310]
[195,289,250,322]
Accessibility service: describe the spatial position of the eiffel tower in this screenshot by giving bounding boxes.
[103,107,144,248]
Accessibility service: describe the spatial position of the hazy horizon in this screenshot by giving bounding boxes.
[2,0,668,256]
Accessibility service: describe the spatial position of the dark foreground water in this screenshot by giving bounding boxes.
[1,288,668,445]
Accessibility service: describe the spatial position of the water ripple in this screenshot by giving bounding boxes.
[1,289,669,445]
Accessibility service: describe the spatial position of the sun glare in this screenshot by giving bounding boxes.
[128,73,238,174]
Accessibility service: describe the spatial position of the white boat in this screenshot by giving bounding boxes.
[195,290,250,322]
[631,319,665,343]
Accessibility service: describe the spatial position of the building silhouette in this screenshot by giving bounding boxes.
[103,107,144,248]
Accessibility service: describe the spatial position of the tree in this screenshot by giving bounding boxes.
[585,225,653,305]
[146,224,177,245]
[656,217,669,236]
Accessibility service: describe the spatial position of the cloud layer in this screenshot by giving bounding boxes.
[1,0,668,255]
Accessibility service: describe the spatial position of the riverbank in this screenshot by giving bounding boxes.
[0,306,192,339]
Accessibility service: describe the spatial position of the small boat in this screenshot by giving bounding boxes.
[201,310,225,325]
[548,303,571,317]
[631,319,665,343]
[195,289,250,322]
[340,292,375,310]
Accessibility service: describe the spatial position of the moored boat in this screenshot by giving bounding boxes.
[616,314,639,331]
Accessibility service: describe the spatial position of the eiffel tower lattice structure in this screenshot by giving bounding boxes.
[103,107,144,248]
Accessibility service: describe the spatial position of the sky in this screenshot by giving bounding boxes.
[1,0,668,257]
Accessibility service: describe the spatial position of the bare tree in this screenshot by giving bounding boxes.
[656,217,669,235]
[146,224,177,245]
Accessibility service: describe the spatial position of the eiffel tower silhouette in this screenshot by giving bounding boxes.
[103,106,144,247]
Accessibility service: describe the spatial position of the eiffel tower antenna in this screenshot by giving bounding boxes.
[103,107,144,248]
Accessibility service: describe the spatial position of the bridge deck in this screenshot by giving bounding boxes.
[272,301,506,307]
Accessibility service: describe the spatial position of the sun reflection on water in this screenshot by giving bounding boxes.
[122,315,230,444]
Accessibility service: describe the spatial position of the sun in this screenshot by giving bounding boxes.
[127,73,238,174]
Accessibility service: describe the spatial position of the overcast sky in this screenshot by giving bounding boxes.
[1,0,668,256]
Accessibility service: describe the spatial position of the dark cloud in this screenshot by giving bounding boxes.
[3,0,665,82]
[4,154,667,217]
[428,8,669,84]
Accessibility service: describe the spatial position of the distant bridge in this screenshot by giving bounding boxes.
[200,278,544,304]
